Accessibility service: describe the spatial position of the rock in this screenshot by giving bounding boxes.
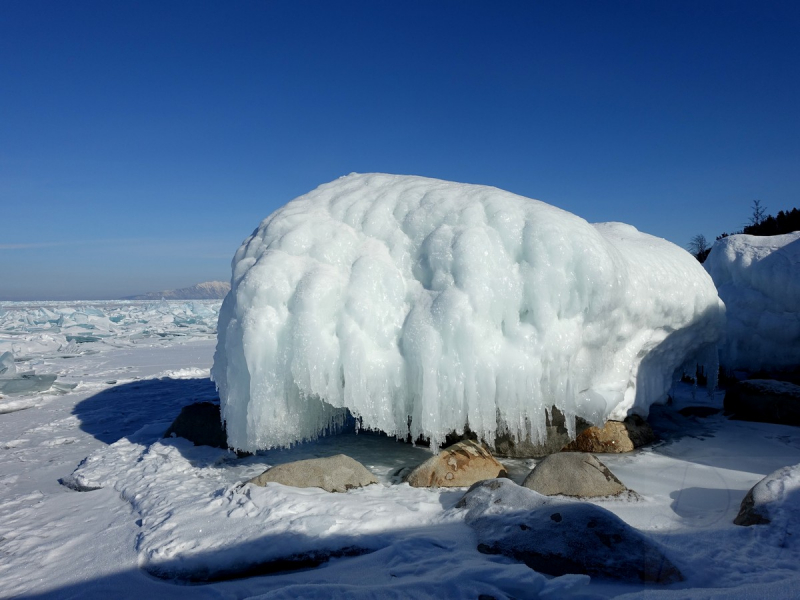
[724,379,800,426]
[522,453,627,498]
[734,463,800,528]
[457,479,683,584]
[58,475,102,492]
[734,487,771,526]
[678,406,721,418]
[561,415,655,453]
[164,402,228,448]
[494,406,593,458]
[248,454,378,493]
[405,440,508,488]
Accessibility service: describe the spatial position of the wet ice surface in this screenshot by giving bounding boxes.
[1,302,800,598]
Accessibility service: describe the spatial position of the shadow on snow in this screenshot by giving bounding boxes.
[72,377,219,445]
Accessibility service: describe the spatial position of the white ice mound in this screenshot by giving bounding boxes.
[705,232,800,371]
[213,174,724,452]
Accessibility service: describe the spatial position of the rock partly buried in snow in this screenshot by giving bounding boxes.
[247,454,378,493]
[405,440,508,488]
[213,173,725,453]
[724,379,800,426]
[561,415,655,453]
[705,232,800,372]
[164,402,228,448]
[734,463,800,527]
[494,406,592,457]
[457,479,682,583]
[522,453,627,498]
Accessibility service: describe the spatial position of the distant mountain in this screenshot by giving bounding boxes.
[123,281,231,300]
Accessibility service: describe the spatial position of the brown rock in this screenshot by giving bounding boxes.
[561,415,654,454]
[405,440,508,488]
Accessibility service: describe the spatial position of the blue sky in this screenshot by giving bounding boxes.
[2,1,798,300]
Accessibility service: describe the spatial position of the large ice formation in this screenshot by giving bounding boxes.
[213,174,724,452]
[705,232,800,372]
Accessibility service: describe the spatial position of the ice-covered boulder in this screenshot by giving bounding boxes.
[213,173,724,452]
[705,232,800,372]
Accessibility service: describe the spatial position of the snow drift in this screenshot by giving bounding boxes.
[705,232,800,372]
[213,173,724,452]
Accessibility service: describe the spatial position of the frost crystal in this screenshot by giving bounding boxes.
[213,174,724,452]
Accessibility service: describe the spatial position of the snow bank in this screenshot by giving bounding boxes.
[213,173,724,452]
[705,232,800,371]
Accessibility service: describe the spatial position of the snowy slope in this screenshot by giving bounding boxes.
[705,232,800,371]
[124,281,230,300]
[213,173,724,452]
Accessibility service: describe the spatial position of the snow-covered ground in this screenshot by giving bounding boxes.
[2,301,800,599]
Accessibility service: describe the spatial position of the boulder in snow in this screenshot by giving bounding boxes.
[457,478,682,583]
[247,454,378,493]
[164,402,228,448]
[561,415,655,453]
[405,440,508,488]
[734,463,800,528]
[724,379,800,426]
[522,452,628,498]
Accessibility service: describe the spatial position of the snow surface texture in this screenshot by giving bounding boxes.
[214,173,724,452]
[705,232,800,372]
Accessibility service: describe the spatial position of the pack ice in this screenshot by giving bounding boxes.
[213,174,724,452]
[705,232,800,372]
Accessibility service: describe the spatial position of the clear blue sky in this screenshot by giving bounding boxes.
[2,1,798,300]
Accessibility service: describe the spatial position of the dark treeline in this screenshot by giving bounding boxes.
[741,207,800,236]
